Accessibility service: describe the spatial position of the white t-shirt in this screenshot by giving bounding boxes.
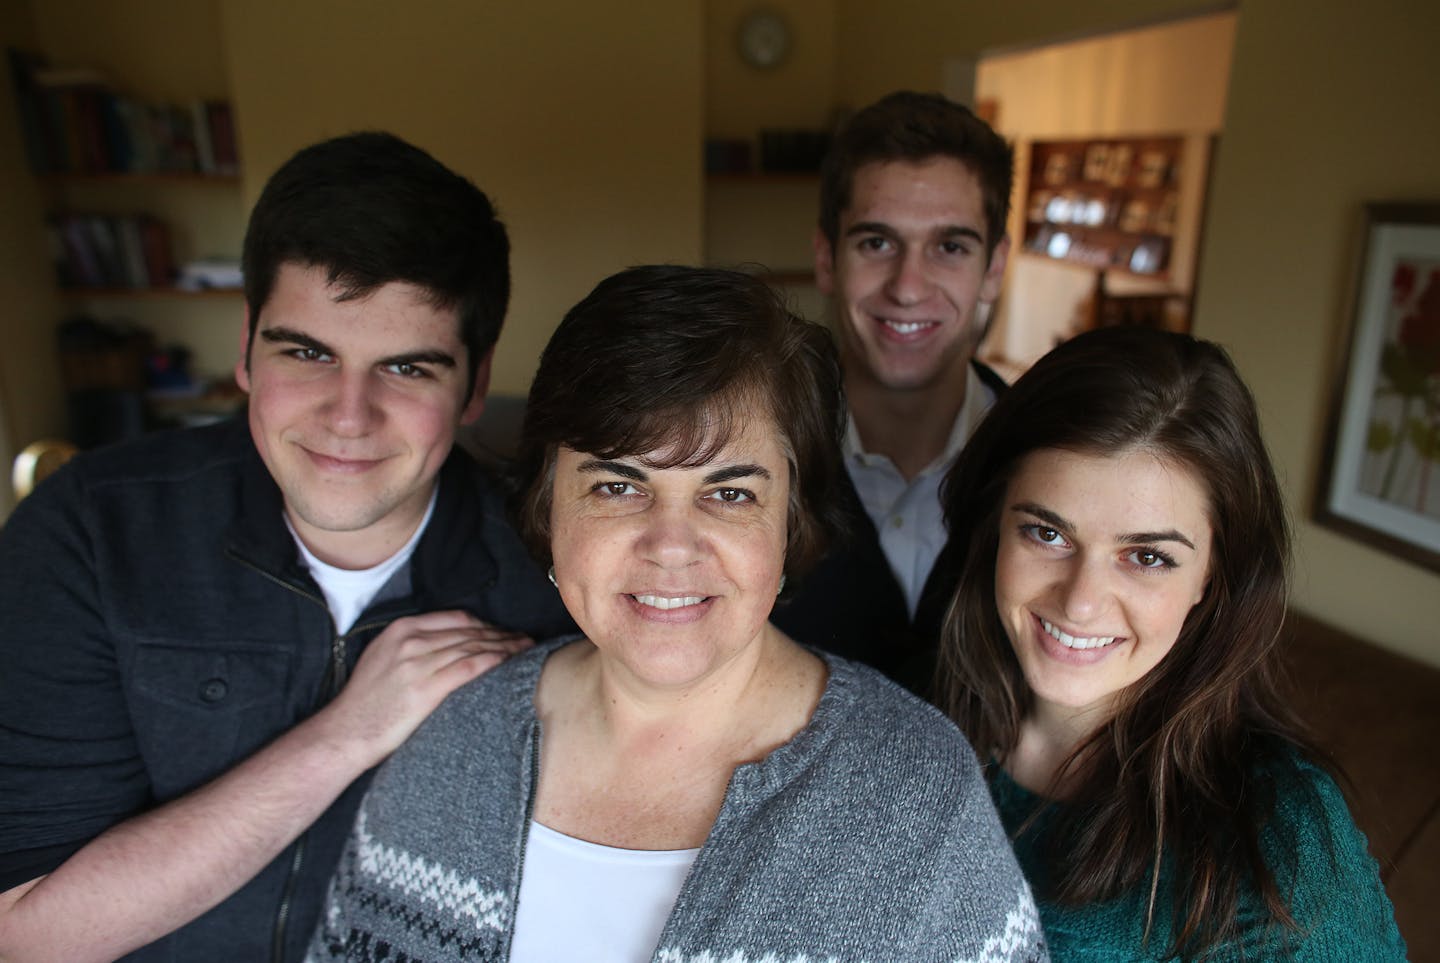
[844,365,997,616]
[509,821,700,963]
[287,489,438,634]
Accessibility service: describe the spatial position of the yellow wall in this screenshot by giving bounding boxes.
[221,0,704,396]
[32,0,229,101]
[1193,0,1440,665]
[705,0,837,138]
[832,0,1212,109]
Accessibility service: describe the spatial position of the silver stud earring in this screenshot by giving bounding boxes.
[777,574,787,596]
[547,566,557,588]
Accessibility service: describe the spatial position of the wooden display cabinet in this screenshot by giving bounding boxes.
[1022,135,1184,276]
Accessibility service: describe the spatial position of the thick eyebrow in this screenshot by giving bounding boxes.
[844,221,899,241]
[375,349,456,370]
[703,464,771,485]
[1119,529,1196,551]
[938,224,987,247]
[575,460,771,486]
[257,327,455,369]
[259,327,333,355]
[1011,502,1070,532]
[577,459,647,481]
[844,221,986,247]
[1010,502,1195,551]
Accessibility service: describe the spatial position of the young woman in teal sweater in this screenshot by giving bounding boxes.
[936,327,1406,960]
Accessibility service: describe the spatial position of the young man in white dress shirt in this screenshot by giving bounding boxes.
[774,91,1013,696]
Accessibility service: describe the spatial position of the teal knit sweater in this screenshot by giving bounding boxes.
[990,757,1406,961]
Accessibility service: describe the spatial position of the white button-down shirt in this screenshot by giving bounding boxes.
[843,365,997,618]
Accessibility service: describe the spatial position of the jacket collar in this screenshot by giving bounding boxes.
[223,421,498,600]
[407,447,500,606]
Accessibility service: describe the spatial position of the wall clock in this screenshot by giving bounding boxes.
[737,8,791,69]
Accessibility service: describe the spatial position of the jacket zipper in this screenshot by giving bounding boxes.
[228,552,352,963]
[229,551,424,961]
[227,554,326,963]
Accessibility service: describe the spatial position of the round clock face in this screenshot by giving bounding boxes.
[737,9,791,69]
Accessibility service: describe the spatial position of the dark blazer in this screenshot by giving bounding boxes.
[772,360,1007,698]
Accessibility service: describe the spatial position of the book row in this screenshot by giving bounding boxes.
[8,49,239,176]
[50,214,176,291]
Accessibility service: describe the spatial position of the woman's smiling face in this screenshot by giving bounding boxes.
[994,446,1213,720]
[547,410,791,691]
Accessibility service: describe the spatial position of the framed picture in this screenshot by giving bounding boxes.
[1315,202,1440,572]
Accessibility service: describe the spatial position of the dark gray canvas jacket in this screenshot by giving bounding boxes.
[0,419,573,962]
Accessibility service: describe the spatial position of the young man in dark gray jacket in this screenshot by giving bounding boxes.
[0,132,572,962]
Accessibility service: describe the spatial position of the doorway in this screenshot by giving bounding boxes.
[960,9,1238,375]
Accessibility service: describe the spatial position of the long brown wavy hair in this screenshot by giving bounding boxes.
[936,327,1326,959]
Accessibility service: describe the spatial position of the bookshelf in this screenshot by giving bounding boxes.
[42,173,244,299]
[7,49,247,440]
[9,49,244,296]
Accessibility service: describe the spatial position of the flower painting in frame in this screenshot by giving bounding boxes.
[1317,202,1440,572]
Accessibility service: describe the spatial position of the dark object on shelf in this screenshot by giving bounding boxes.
[145,344,195,392]
[759,128,829,173]
[175,257,243,291]
[57,316,153,390]
[66,388,147,449]
[50,213,175,290]
[1089,271,1188,331]
[704,138,752,174]
[57,316,155,447]
[146,378,247,429]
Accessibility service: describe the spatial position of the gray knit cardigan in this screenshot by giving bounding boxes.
[307,639,1048,962]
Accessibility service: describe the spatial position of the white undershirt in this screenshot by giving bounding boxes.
[844,365,997,617]
[286,488,438,634]
[509,821,700,963]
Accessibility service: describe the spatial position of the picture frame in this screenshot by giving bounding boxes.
[1315,202,1440,572]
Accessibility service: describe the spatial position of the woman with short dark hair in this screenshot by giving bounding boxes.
[936,326,1405,960]
[308,265,1046,962]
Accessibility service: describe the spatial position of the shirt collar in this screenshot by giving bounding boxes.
[843,364,995,478]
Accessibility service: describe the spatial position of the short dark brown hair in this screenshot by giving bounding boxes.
[819,91,1014,258]
[242,131,509,388]
[514,265,847,583]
